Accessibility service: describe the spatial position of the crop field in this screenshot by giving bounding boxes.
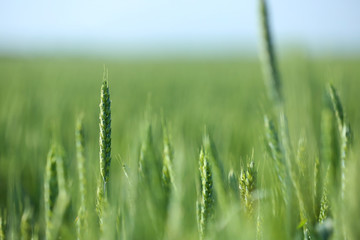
[1,1,360,240]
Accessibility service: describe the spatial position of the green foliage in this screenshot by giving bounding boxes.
[1,12,360,237]
[0,55,359,239]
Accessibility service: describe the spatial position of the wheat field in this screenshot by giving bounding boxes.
[1,1,360,240]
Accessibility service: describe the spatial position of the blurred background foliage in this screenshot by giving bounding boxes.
[0,55,360,238]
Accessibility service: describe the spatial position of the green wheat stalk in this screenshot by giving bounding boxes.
[96,178,106,231]
[99,68,112,185]
[259,0,282,105]
[202,130,227,210]
[319,167,330,223]
[197,147,215,240]
[292,139,314,238]
[317,108,336,217]
[75,116,87,240]
[20,207,32,240]
[327,84,351,198]
[327,84,352,239]
[339,124,351,199]
[134,119,164,238]
[31,224,39,240]
[44,144,69,240]
[44,145,59,239]
[228,169,239,199]
[256,208,263,240]
[265,114,301,238]
[264,116,287,203]
[49,193,70,240]
[0,213,4,240]
[203,131,226,188]
[161,119,175,204]
[327,84,344,133]
[320,107,337,173]
[138,123,159,180]
[316,100,339,224]
[97,68,112,229]
[239,161,257,216]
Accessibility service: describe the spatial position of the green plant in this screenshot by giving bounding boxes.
[197,146,215,240]
[0,213,4,240]
[239,161,256,216]
[161,119,174,206]
[97,68,112,230]
[75,116,87,240]
[44,144,69,240]
[259,0,282,105]
[20,207,32,240]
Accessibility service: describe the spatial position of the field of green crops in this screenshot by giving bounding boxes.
[1,1,360,239]
[1,55,360,240]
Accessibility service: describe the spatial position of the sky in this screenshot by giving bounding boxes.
[0,0,359,57]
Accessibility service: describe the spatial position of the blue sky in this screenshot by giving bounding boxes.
[0,0,359,56]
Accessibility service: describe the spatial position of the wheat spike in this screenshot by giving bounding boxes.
[97,68,112,230]
[198,147,215,240]
[259,0,282,105]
